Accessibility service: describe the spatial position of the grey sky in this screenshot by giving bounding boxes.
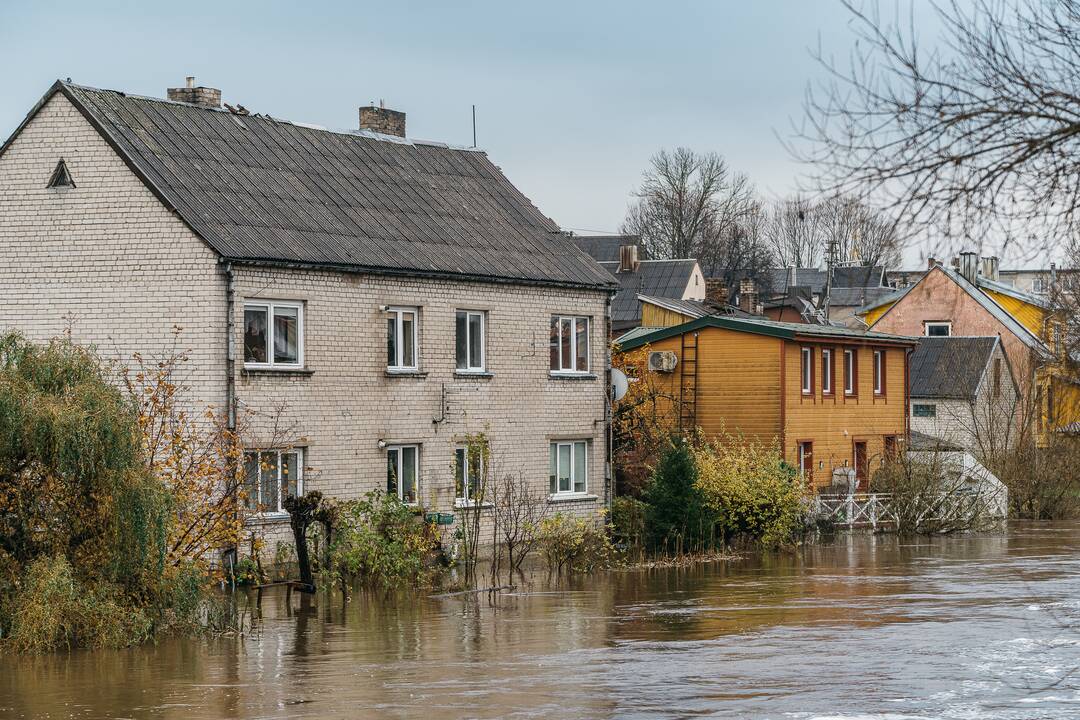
[1,1,943,262]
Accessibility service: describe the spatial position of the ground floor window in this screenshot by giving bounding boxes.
[387,445,418,504]
[243,448,302,514]
[455,444,486,501]
[797,441,814,484]
[913,403,936,417]
[549,441,587,495]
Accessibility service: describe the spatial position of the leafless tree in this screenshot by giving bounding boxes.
[622,148,770,282]
[487,470,551,586]
[793,0,1080,261]
[815,195,903,268]
[765,195,823,268]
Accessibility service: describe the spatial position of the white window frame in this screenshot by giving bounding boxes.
[455,310,486,372]
[798,441,813,480]
[873,350,884,395]
[386,444,419,505]
[549,440,588,496]
[550,315,590,374]
[822,348,833,394]
[243,448,303,516]
[243,300,304,369]
[924,321,952,337]
[801,347,812,394]
[387,306,419,371]
[454,444,486,504]
[844,349,856,396]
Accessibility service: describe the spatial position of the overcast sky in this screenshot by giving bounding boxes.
[1,1,950,265]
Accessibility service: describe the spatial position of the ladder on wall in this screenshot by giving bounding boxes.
[679,332,699,431]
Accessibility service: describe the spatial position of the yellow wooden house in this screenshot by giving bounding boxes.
[616,314,918,490]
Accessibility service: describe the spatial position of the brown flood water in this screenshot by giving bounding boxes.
[2,523,1079,719]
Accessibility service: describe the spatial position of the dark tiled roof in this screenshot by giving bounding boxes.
[764,266,886,296]
[598,259,699,329]
[833,265,886,288]
[909,336,999,400]
[908,430,964,452]
[829,286,899,308]
[573,235,645,263]
[21,82,615,290]
[636,294,757,320]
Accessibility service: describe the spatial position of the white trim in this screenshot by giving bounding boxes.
[801,347,812,394]
[455,309,486,372]
[822,348,833,394]
[243,300,304,369]
[873,349,884,394]
[924,321,952,337]
[243,447,303,516]
[844,348,856,395]
[454,443,486,502]
[387,306,419,371]
[386,444,419,505]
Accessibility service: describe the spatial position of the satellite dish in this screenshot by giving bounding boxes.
[611,368,629,402]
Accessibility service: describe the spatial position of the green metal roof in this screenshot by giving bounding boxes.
[614,314,919,351]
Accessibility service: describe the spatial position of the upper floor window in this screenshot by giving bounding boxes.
[243,448,302,515]
[550,316,589,373]
[913,403,936,417]
[244,301,302,368]
[456,310,486,372]
[387,444,418,504]
[549,440,588,495]
[844,348,857,396]
[873,349,885,395]
[387,307,418,371]
[822,348,833,395]
[801,347,813,395]
[924,321,952,337]
[1032,276,1047,294]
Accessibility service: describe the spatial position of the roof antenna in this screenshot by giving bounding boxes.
[471,104,477,148]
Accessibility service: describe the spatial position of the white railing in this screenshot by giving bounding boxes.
[810,493,895,529]
[810,486,1007,530]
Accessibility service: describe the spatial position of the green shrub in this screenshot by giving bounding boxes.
[641,440,717,553]
[327,491,442,589]
[537,512,617,575]
[691,433,805,549]
[610,496,647,551]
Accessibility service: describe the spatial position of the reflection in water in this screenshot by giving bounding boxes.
[1,524,1077,719]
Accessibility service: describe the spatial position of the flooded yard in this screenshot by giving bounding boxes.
[2,523,1079,719]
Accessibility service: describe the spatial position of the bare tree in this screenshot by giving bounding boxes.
[622,148,766,278]
[765,195,823,268]
[793,0,1080,261]
[816,195,903,268]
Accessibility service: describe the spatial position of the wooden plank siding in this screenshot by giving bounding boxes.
[641,303,694,329]
[982,288,1048,337]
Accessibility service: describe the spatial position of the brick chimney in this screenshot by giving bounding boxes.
[705,278,729,305]
[167,76,222,108]
[738,278,758,314]
[618,244,641,273]
[359,101,406,137]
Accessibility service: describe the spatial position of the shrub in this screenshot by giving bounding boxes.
[327,491,442,590]
[641,440,716,553]
[610,496,647,553]
[537,512,617,575]
[691,433,805,549]
[871,453,1004,533]
[987,440,1080,520]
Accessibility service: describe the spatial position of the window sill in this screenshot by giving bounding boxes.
[549,372,597,381]
[385,369,428,378]
[242,366,314,377]
[454,499,494,510]
[244,512,290,525]
[547,493,598,504]
[454,370,493,379]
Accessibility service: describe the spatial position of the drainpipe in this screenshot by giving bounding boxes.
[224,261,237,431]
[605,291,613,511]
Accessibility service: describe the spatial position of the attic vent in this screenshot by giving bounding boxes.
[47,159,75,189]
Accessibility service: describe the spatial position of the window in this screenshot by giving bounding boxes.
[801,347,813,395]
[387,307,418,371]
[798,441,814,484]
[873,350,885,395]
[386,445,418,504]
[549,441,588,495]
[913,403,936,417]
[455,310,485,372]
[1032,276,1047,294]
[244,301,303,368]
[925,322,952,337]
[454,444,485,502]
[243,448,302,514]
[992,357,1002,398]
[844,348,857,396]
[549,316,589,373]
[822,348,833,395]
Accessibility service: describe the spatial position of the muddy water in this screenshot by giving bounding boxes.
[2,524,1079,719]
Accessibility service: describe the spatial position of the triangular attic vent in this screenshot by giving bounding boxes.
[47,158,75,189]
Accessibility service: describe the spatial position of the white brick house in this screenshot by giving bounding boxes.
[0,79,616,543]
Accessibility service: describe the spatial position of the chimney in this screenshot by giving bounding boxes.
[986,255,1000,282]
[738,278,758,314]
[618,244,641,273]
[167,76,222,108]
[958,251,979,285]
[359,101,406,138]
[927,256,937,269]
[705,278,729,305]
[788,266,797,286]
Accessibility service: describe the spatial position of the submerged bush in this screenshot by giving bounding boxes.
[537,512,616,575]
[641,440,716,553]
[327,491,442,590]
[691,433,804,549]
